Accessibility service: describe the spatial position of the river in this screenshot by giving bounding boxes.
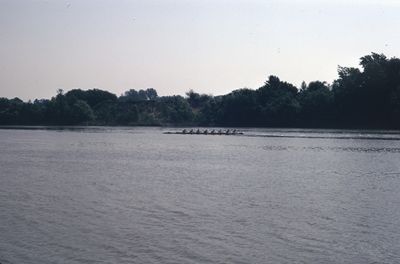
[0,127,400,263]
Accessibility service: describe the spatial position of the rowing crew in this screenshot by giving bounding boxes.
[181,129,239,135]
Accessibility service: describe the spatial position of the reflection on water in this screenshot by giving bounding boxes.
[262,145,400,153]
[0,127,400,264]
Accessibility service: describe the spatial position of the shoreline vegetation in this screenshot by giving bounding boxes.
[1,53,400,129]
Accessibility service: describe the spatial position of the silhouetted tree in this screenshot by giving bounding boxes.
[70,100,94,124]
[158,96,194,123]
[257,76,300,126]
[145,88,158,100]
[299,81,334,127]
[66,89,117,108]
[1,52,400,128]
[217,89,259,126]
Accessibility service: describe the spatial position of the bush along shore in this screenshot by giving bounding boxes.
[1,53,400,129]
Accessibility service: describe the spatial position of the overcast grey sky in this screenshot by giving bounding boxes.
[0,0,399,100]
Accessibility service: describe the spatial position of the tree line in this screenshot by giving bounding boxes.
[1,53,400,128]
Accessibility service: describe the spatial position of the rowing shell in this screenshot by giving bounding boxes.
[163,132,243,135]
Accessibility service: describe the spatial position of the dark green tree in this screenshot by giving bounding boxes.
[257,76,300,126]
[70,100,95,124]
[299,81,334,127]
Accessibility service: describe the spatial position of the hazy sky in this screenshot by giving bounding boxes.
[1,0,399,100]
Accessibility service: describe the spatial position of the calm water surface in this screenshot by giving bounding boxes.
[1,127,400,264]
